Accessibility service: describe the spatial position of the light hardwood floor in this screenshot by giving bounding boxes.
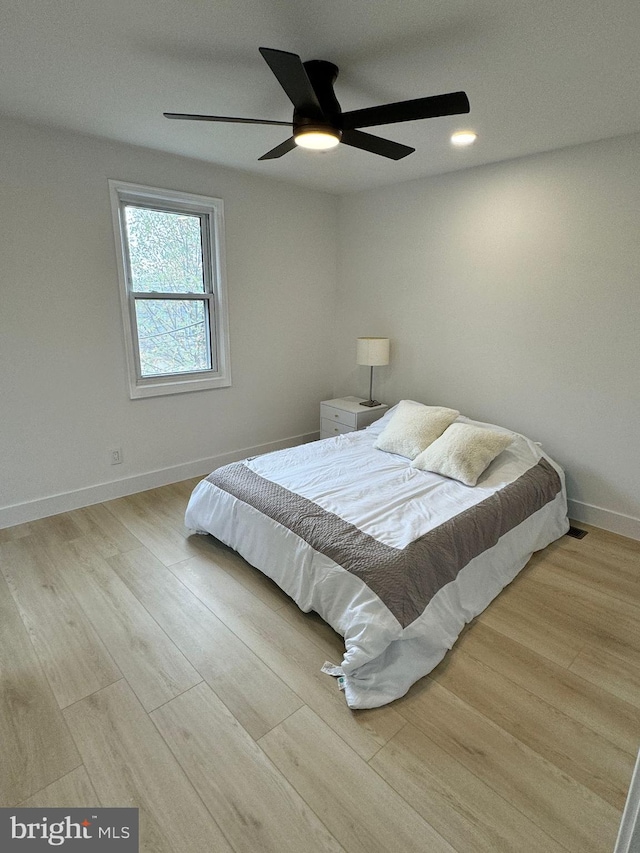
[1,479,639,852]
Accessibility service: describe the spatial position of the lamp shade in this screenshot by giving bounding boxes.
[356,337,390,366]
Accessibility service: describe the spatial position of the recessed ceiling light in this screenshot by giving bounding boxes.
[451,130,477,147]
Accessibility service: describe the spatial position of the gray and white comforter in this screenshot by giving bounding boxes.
[185,412,568,708]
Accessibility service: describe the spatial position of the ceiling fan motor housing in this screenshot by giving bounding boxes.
[294,59,342,139]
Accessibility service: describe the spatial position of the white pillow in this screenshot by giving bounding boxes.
[374,400,460,459]
[411,422,512,486]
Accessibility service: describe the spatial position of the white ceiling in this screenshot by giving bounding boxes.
[3,0,640,194]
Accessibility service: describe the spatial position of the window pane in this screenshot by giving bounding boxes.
[135,299,212,376]
[124,206,205,293]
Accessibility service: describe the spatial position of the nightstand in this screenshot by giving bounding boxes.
[320,396,388,439]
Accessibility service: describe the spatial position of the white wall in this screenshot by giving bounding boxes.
[2,117,638,538]
[0,117,337,525]
[335,133,640,538]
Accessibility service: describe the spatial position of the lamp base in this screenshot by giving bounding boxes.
[360,399,381,407]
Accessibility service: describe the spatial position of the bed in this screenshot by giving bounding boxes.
[185,404,569,708]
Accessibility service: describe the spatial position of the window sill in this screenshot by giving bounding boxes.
[129,372,232,399]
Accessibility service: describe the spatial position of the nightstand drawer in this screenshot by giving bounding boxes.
[320,418,355,439]
[319,397,388,438]
[320,403,357,428]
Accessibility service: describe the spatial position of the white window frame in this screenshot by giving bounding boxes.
[109,180,231,399]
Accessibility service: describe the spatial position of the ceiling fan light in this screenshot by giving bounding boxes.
[451,130,477,147]
[294,128,341,150]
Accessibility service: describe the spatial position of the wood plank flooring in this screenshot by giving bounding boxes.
[1,482,639,853]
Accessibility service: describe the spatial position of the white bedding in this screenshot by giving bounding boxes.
[185,411,569,708]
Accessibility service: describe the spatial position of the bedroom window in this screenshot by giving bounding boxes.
[109,181,231,398]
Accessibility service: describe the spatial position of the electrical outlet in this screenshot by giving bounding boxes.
[110,448,123,465]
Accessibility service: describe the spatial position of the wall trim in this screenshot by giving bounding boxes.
[0,432,319,530]
[4,446,638,542]
[568,498,640,542]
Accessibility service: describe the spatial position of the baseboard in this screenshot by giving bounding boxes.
[5,447,638,541]
[567,498,640,541]
[0,432,319,530]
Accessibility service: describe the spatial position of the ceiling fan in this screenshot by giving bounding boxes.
[164,47,470,161]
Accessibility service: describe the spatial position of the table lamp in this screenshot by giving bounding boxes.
[356,337,390,407]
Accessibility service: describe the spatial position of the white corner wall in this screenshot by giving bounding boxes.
[335,133,640,538]
[2,116,638,539]
[0,117,337,526]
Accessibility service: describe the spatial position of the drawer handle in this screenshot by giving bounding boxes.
[334,427,339,432]
[334,413,339,419]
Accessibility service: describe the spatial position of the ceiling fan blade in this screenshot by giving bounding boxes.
[259,47,324,116]
[341,129,414,160]
[342,91,470,130]
[258,137,297,160]
[164,112,291,127]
